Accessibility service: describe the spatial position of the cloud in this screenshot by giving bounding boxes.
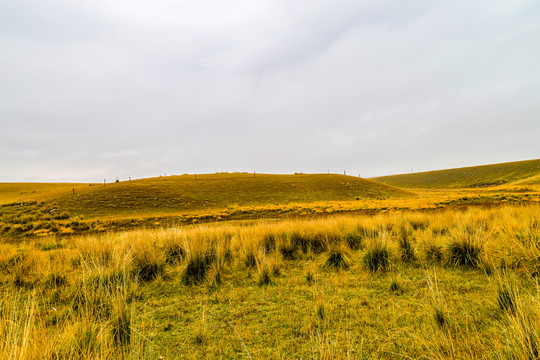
[1,0,539,181]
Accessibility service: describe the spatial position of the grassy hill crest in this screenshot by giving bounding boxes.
[372,158,540,189]
[53,173,410,217]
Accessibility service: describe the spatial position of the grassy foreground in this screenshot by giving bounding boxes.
[1,204,539,359]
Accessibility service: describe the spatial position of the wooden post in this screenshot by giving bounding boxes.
[254,171,256,178]
[344,170,346,175]
[129,177,131,182]
[104,179,106,186]
[195,173,197,180]
[72,188,75,195]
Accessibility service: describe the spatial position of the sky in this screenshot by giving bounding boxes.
[1,0,540,182]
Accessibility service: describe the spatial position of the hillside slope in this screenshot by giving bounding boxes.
[50,173,410,217]
[372,159,540,189]
[0,182,95,205]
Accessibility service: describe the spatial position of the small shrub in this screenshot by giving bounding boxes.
[363,243,390,272]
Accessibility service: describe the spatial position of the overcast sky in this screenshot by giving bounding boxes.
[1,0,539,182]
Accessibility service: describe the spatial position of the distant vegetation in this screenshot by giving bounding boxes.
[372,158,540,188]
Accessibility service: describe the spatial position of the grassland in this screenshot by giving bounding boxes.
[0,182,96,205]
[2,170,540,240]
[0,173,414,239]
[372,158,540,189]
[0,205,538,359]
[1,163,540,359]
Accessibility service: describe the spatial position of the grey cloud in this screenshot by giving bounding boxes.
[1,0,539,181]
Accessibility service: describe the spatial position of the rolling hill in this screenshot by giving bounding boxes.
[372,159,540,189]
[50,173,410,217]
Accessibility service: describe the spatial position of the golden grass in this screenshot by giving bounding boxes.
[373,158,540,188]
[0,204,539,358]
[0,182,96,205]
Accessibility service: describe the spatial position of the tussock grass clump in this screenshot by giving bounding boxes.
[344,232,363,250]
[111,300,132,347]
[363,242,391,272]
[183,251,212,285]
[291,232,313,253]
[255,258,273,286]
[71,319,103,358]
[497,284,517,314]
[278,237,297,260]
[315,299,325,320]
[433,307,447,329]
[397,225,416,263]
[77,236,115,267]
[262,233,278,253]
[244,251,257,269]
[389,278,403,295]
[305,266,316,285]
[323,245,351,270]
[445,238,482,268]
[45,271,68,287]
[132,250,165,282]
[425,243,444,263]
[161,238,185,264]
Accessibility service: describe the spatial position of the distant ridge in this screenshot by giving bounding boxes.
[0,173,410,217]
[371,159,540,189]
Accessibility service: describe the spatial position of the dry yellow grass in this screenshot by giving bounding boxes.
[0,204,539,358]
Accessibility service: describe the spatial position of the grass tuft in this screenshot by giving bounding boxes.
[111,300,131,347]
[445,238,481,268]
[363,242,391,272]
[497,285,517,314]
[323,245,351,270]
[344,232,363,250]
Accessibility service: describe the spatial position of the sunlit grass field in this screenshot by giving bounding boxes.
[1,205,539,359]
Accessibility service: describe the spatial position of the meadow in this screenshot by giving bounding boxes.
[1,204,539,359]
[1,171,539,240]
